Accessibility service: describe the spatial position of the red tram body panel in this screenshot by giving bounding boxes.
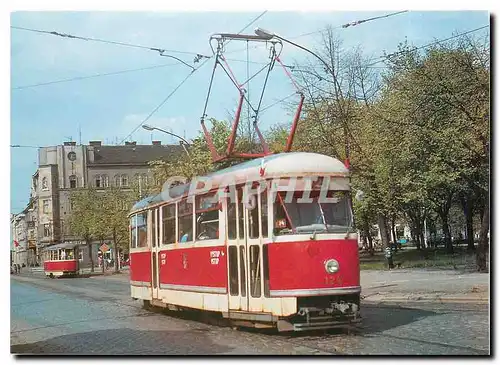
[159,246,228,292]
[129,251,152,286]
[44,260,78,273]
[267,239,360,294]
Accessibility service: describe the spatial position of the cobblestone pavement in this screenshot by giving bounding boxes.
[11,274,490,355]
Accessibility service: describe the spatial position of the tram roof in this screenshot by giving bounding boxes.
[131,152,348,212]
[46,242,78,251]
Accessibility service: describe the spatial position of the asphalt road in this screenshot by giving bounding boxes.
[11,274,490,355]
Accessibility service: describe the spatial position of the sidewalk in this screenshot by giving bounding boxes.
[360,269,489,304]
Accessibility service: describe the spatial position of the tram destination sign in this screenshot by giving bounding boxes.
[99,243,110,253]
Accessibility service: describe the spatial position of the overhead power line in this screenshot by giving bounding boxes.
[11,62,179,90]
[119,70,199,144]
[224,10,410,56]
[340,10,408,29]
[120,11,269,143]
[11,25,210,61]
[365,24,490,66]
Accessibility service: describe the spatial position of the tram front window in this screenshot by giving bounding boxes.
[273,191,352,235]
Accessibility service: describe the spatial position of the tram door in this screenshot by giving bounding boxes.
[227,188,264,312]
[151,208,160,299]
[245,191,264,312]
[227,188,249,311]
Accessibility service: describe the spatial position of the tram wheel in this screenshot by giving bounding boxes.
[142,300,151,310]
[49,273,54,279]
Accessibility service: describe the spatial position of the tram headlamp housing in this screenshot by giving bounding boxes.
[325,259,339,273]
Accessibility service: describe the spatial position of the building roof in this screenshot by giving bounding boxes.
[87,144,185,166]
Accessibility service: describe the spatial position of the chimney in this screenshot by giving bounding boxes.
[89,141,102,146]
[152,141,161,146]
[63,142,76,146]
[125,141,137,146]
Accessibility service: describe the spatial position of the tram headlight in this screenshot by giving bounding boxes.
[325,259,339,273]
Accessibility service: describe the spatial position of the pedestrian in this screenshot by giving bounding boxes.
[17,264,21,274]
[385,246,394,270]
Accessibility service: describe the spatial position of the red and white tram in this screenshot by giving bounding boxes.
[43,243,79,278]
[129,152,361,331]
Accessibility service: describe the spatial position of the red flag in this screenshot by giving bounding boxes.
[14,240,19,247]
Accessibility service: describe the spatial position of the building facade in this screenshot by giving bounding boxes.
[13,140,182,267]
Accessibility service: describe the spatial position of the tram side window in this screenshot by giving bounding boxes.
[249,245,261,298]
[130,215,138,249]
[178,199,193,243]
[227,191,237,240]
[261,190,269,238]
[228,246,239,296]
[195,193,220,241]
[137,212,148,248]
[152,209,157,248]
[66,249,74,260]
[162,204,176,245]
[237,189,244,239]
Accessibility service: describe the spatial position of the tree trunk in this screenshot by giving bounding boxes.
[113,230,119,273]
[440,213,453,254]
[460,194,475,251]
[367,235,374,255]
[363,221,374,256]
[390,217,397,251]
[377,213,390,249]
[476,197,489,272]
[87,238,94,273]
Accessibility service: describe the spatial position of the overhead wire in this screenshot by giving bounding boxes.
[118,61,210,144]
[365,24,490,67]
[257,23,490,117]
[223,10,409,56]
[11,62,180,90]
[11,25,209,58]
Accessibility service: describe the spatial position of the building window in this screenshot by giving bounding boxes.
[95,175,102,188]
[121,174,129,187]
[43,224,51,237]
[41,177,48,190]
[94,174,108,188]
[114,175,121,187]
[69,175,77,189]
[42,199,50,214]
[141,174,148,186]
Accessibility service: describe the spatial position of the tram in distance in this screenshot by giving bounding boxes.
[128,152,361,331]
[43,242,79,278]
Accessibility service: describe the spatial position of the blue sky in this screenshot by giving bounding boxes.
[10,10,489,213]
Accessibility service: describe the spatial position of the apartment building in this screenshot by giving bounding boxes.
[14,140,183,266]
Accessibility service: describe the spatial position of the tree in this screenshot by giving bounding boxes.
[68,188,101,272]
[101,186,134,272]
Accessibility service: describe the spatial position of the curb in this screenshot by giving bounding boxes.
[362,296,489,304]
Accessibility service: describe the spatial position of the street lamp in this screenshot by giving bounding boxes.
[141,124,191,157]
[255,27,350,168]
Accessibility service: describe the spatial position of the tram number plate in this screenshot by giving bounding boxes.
[210,250,221,265]
[324,276,343,286]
